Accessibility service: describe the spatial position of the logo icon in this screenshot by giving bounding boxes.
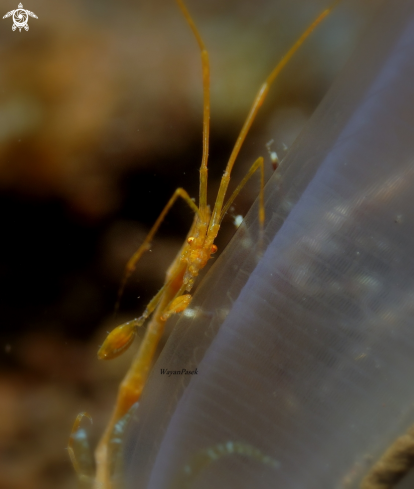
[3,3,37,32]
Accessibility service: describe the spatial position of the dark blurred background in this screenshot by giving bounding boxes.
[0,0,382,487]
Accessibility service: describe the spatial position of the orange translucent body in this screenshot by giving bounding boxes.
[69,0,343,487]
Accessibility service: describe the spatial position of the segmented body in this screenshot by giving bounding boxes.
[68,1,343,487]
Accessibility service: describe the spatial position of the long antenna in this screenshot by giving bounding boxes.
[176,0,211,213]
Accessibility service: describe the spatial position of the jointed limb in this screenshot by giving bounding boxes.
[106,213,200,362]
[70,1,347,487]
[68,413,94,488]
[98,279,172,360]
[94,212,201,486]
[115,188,198,313]
[209,0,343,231]
[95,262,187,487]
[220,156,265,229]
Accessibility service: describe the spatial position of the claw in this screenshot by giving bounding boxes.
[98,318,142,360]
[161,294,192,321]
[68,412,95,486]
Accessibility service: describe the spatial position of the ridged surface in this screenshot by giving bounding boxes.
[124,1,414,487]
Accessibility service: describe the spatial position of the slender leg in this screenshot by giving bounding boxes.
[220,156,265,229]
[115,187,198,313]
[209,0,342,232]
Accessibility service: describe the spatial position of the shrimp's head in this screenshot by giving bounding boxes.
[182,234,218,290]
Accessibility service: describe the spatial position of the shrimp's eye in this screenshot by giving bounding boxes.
[210,244,218,254]
[187,236,195,244]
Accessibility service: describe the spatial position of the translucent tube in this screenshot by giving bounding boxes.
[124,0,414,487]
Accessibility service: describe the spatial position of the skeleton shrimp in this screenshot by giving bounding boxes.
[69,0,342,487]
